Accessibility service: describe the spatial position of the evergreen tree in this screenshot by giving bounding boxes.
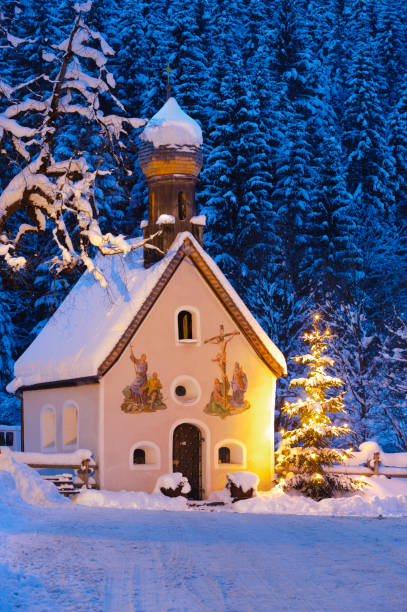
[343,23,393,221]
[378,313,407,450]
[309,126,361,293]
[276,314,361,500]
[388,77,407,218]
[323,299,381,443]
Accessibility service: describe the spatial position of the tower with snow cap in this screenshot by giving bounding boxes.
[139,97,204,266]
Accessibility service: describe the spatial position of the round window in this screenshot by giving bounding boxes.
[171,376,201,406]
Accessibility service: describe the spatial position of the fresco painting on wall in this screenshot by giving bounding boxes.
[204,325,250,419]
[121,349,167,413]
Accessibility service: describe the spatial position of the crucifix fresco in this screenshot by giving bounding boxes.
[204,324,250,419]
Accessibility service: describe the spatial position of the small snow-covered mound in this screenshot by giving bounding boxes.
[74,489,188,511]
[153,472,191,495]
[227,472,259,493]
[233,476,407,517]
[0,448,66,507]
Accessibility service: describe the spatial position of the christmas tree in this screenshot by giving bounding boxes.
[276,314,363,500]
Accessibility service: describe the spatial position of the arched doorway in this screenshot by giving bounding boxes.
[173,423,202,500]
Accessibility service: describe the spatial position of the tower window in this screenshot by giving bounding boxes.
[151,192,156,222]
[133,448,146,464]
[178,191,187,220]
[178,310,193,340]
[218,446,231,464]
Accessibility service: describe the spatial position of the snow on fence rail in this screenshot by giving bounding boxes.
[326,441,407,478]
[10,449,97,491]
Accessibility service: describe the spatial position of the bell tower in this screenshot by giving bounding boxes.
[139,97,204,267]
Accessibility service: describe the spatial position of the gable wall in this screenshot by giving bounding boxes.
[103,258,277,495]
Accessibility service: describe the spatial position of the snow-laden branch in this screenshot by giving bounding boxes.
[0,9,147,283]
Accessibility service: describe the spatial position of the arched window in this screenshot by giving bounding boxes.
[41,406,56,450]
[129,442,160,470]
[63,403,78,447]
[218,446,231,464]
[151,192,156,221]
[178,310,192,340]
[178,191,187,220]
[133,448,146,464]
[215,440,246,467]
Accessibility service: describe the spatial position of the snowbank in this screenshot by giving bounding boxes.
[233,477,407,517]
[74,489,188,511]
[0,448,67,507]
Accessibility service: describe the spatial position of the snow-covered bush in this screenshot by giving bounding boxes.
[153,473,191,497]
[226,471,259,502]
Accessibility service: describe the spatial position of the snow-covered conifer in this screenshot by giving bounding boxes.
[276,314,362,500]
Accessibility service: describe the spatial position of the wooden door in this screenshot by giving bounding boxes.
[173,424,202,500]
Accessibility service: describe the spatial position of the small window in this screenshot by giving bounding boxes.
[133,448,146,464]
[5,432,13,447]
[215,440,246,467]
[218,446,231,464]
[151,192,156,221]
[171,376,201,406]
[178,191,186,220]
[130,442,160,469]
[178,310,193,340]
[0,432,5,446]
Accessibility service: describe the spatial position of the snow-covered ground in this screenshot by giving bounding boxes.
[2,503,407,611]
[1,452,407,611]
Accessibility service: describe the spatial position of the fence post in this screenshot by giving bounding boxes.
[83,458,90,488]
[373,452,380,475]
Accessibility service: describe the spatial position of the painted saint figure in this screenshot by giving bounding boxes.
[230,362,248,407]
[121,350,167,414]
[129,352,148,403]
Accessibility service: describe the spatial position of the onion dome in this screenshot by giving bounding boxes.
[139,97,203,179]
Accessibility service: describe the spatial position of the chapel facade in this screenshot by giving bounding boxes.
[10,98,286,499]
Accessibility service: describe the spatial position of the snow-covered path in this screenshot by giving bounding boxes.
[1,504,407,612]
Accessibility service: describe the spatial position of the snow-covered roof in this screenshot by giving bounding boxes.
[140,97,202,149]
[8,233,286,392]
